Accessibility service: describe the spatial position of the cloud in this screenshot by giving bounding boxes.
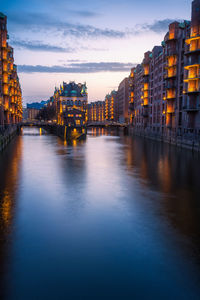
[18,62,136,73]
[10,39,108,53]
[11,40,74,53]
[69,10,100,18]
[8,13,127,39]
[140,19,183,33]
[8,12,183,41]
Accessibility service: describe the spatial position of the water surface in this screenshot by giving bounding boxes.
[0,127,200,299]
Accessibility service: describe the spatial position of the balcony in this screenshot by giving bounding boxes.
[183,105,199,112]
[185,48,200,56]
[166,95,176,101]
[184,76,200,83]
[164,73,176,80]
[184,63,200,70]
[185,35,200,45]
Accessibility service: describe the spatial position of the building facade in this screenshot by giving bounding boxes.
[129,0,200,145]
[117,77,129,123]
[88,101,105,123]
[105,91,118,122]
[0,13,22,126]
[53,81,88,126]
[183,0,200,133]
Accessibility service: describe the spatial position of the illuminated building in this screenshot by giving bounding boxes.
[0,13,23,125]
[53,81,88,126]
[129,0,200,143]
[128,68,135,125]
[105,91,118,122]
[117,77,129,123]
[183,0,200,132]
[88,101,105,123]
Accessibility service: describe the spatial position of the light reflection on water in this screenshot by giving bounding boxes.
[0,127,200,299]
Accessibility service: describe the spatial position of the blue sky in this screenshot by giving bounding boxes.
[0,0,191,103]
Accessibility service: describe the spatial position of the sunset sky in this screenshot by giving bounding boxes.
[1,0,191,104]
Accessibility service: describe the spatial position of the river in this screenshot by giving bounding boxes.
[0,127,200,299]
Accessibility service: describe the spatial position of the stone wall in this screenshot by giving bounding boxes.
[129,126,200,152]
[0,125,19,151]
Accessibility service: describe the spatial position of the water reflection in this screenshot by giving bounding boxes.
[122,136,200,250]
[0,127,200,299]
[0,136,22,298]
[89,127,120,137]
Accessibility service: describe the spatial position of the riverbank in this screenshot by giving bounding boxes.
[129,126,200,152]
[0,125,20,151]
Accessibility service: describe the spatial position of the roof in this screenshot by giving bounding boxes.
[0,12,6,19]
[59,81,87,97]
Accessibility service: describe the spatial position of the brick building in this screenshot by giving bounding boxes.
[0,13,22,126]
[88,101,105,123]
[129,0,200,143]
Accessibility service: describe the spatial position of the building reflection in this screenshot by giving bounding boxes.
[88,127,122,137]
[123,136,200,260]
[0,136,22,297]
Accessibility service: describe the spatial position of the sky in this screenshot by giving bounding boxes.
[0,0,191,104]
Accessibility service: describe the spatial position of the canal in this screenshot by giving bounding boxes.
[0,127,200,299]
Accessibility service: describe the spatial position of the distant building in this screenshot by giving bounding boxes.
[88,101,105,123]
[27,100,48,110]
[105,91,118,122]
[53,81,88,126]
[23,107,28,120]
[0,12,22,125]
[27,108,40,120]
[117,77,129,123]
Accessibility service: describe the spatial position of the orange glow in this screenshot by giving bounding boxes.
[167,55,177,67]
[144,65,149,75]
[144,98,148,106]
[167,103,175,114]
[167,89,176,99]
[188,80,199,92]
[186,35,200,44]
[144,83,148,91]
[144,91,148,98]
[3,84,9,95]
[167,67,176,78]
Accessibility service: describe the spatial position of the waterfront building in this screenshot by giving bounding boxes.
[0,13,22,126]
[117,77,129,123]
[88,101,105,123]
[105,91,118,122]
[183,0,200,133]
[128,68,135,125]
[27,108,40,120]
[129,0,200,143]
[53,81,88,126]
